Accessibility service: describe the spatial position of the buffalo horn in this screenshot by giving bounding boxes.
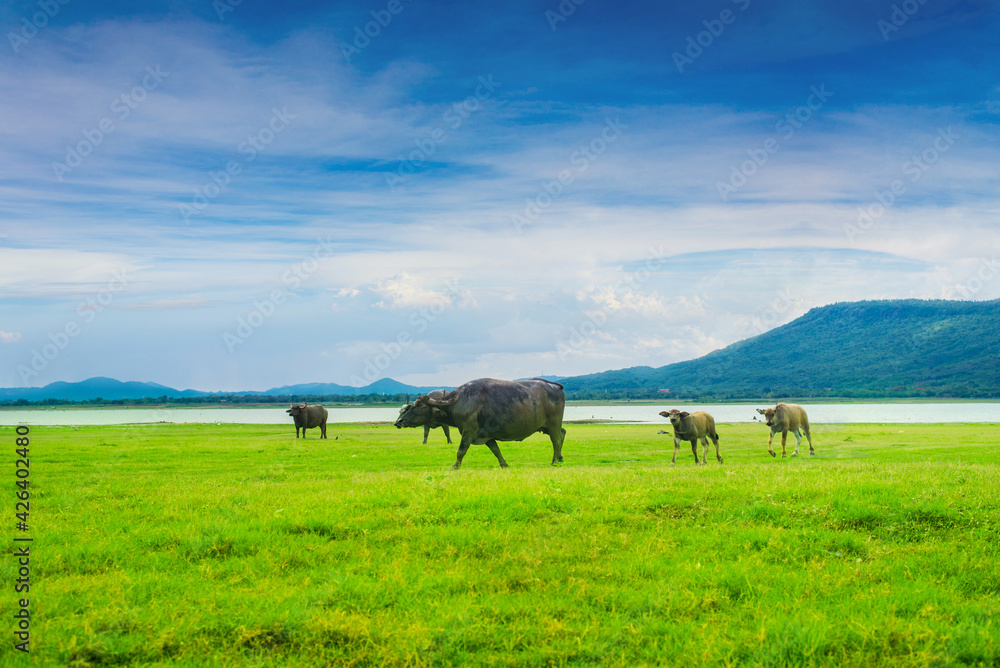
[423,391,459,407]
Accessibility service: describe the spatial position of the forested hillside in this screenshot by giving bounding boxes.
[561,299,1000,399]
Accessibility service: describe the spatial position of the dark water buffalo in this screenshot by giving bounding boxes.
[659,409,723,465]
[756,403,814,457]
[394,390,453,444]
[287,403,328,439]
[395,378,566,469]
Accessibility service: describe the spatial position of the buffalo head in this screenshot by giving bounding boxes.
[660,409,690,427]
[756,407,776,426]
[395,391,458,429]
[394,400,413,429]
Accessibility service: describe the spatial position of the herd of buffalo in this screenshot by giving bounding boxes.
[286,377,816,469]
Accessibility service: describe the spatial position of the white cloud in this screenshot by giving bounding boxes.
[585,287,706,322]
[371,273,458,309]
[0,331,22,344]
[0,249,143,297]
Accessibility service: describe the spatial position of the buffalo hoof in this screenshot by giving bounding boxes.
[770,452,775,458]
[791,453,798,458]
[781,454,786,458]
[810,452,816,456]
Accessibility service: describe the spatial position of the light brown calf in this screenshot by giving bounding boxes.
[756,403,814,457]
[659,409,723,465]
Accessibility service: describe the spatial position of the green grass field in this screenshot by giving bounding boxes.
[3,421,999,667]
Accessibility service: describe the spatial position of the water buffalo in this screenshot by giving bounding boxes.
[286,403,328,439]
[659,409,723,465]
[395,390,453,444]
[395,378,566,469]
[756,403,814,457]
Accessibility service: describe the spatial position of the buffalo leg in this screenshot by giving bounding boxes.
[484,439,509,468]
[780,430,788,458]
[711,435,723,463]
[803,424,815,455]
[321,422,327,439]
[547,426,565,465]
[422,425,430,445]
[767,431,776,457]
[791,429,802,456]
[443,425,453,444]
[691,439,700,464]
[452,433,474,470]
[701,436,712,464]
[672,436,681,464]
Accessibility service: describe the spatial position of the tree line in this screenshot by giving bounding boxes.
[3,384,997,408]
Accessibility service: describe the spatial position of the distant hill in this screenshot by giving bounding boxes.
[0,377,207,402]
[257,378,450,396]
[561,299,1000,399]
[0,377,450,403]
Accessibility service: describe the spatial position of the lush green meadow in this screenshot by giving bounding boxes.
[2,420,999,667]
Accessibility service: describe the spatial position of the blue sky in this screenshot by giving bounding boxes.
[1,0,998,391]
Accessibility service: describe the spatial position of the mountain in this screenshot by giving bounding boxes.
[561,299,1000,398]
[0,376,450,403]
[258,378,450,396]
[0,377,208,402]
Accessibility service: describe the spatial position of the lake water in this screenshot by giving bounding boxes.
[1,403,999,426]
